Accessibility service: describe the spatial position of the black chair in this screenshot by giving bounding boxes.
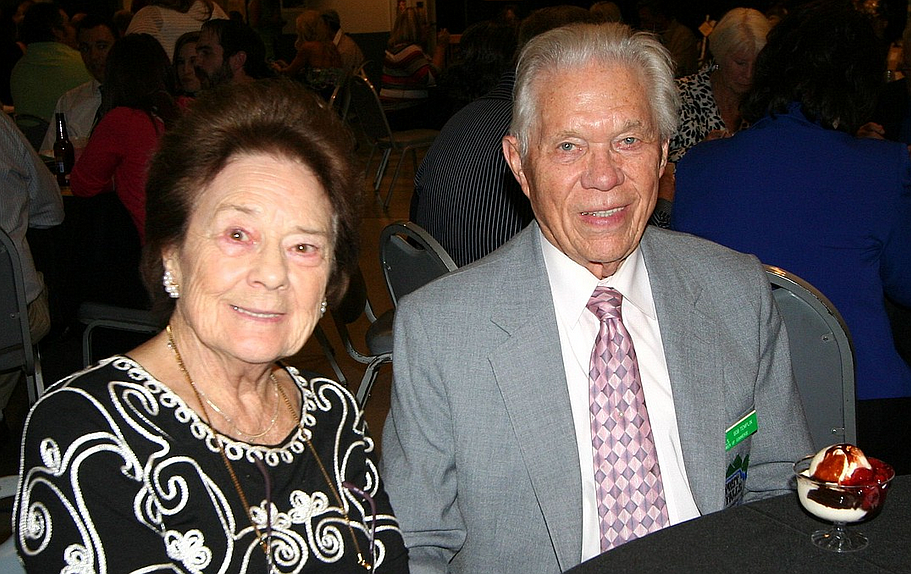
[317,267,393,409]
[380,221,457,307]
[0,228,44,406]
[77,302,163,367]
[347,73,439,210]
[765,265,857,450]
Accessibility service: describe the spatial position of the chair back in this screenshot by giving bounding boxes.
[0,228,41,405]
[765,265,857,450]
[13,114,48,152]
[347,72,393,144]
[380,221,457,306]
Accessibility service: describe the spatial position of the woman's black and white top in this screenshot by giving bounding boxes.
[14,356,409,573]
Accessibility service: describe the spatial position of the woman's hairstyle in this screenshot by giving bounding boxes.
[388,7,424,47]
[173,30,199,63]
[100,33,179,128]
[742,0,885,134]
[142,79,361,315]
[295,9,331,46]
[510,22,678,157]
[708,7,771,63]
[438,20,517,103]
[19,1,64,44]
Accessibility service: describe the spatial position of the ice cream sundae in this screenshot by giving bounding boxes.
[794,444,894,552]
[796,443,893,522]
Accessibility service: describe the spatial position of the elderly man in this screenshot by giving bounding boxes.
[381,22,812,574]
[39,14,116,153]
[195,19,271,89]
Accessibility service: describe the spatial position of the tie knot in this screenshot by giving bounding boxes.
[587,286,623,321]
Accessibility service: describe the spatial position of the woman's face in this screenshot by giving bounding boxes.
[717,47,757,95]
[175,41,201,94]
[165,153,335,367]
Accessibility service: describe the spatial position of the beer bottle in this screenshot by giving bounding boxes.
[53,113,75,186]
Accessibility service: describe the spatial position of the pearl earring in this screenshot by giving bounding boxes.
[319,300,327,317]
[163,270,180,299]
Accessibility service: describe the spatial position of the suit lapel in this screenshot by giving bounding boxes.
[486,226,583,570]
[640,230,727,513]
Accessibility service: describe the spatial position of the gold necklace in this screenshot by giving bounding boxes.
[193,372,280,440]
[166,325,371,571]
[167,325,273,562]
[276,380,371,570]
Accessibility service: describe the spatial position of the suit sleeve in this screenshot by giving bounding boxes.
[380,296,466,574]
[743,260,815,502]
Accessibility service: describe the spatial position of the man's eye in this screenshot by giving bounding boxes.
[621,137,638,146]
[559,142,575,151]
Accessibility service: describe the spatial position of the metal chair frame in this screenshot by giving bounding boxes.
[347,73,439,210]
[0,228,44,406]
[765,265,857,450]
[380,221,457,307]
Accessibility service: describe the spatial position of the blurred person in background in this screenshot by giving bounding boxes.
[673,0,911,474]
[173,30,201,97]
[636,0,697,77]
[650,7,771,228]
[380,6,449,129]
[69,33,179,244]
[270,9,341,97]
[126,0,227,59]
[10,2,90,123]
[39,14,117,153]
[0,111,63,446]
[195,18,271,89]
[434,19,517,118]
[321,8,365,75]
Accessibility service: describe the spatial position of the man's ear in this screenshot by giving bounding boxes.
[229,50,247,74]
[502,134,531,199]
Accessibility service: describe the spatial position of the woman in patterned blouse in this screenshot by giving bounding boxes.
[15,80,409,573]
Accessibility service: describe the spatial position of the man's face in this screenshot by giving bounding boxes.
[503,62,667,279]
[195,28,232,87]
[78,25,115,82]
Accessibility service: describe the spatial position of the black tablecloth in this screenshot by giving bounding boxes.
[567,475,910,573]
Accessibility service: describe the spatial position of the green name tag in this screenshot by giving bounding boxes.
[725,410,758,451]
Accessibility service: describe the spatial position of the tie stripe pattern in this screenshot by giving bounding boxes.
[586,286,669,551]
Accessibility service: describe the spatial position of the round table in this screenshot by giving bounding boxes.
[567,475,910,574]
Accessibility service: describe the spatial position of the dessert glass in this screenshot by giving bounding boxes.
[793,455,895,552]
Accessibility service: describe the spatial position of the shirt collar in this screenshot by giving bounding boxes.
[539,226,656,326]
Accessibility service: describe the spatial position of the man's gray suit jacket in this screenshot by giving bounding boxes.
[380,223,813,574]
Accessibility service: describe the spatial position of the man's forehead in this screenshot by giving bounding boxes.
[198,30,220,48]
[79,25,114,42]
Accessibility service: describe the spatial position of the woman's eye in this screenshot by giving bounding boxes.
[229,229,248,241]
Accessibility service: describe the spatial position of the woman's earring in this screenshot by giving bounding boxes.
[163,270,180,299]
[319,300,327,317]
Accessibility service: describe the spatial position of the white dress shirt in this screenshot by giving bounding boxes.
[539,227,701,560]
[40,79,101,154]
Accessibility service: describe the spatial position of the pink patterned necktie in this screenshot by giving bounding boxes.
[587,286,669,551]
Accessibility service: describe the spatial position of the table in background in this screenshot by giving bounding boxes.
[567,475,910,574]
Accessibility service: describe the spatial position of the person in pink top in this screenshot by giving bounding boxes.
[69,33,179,244]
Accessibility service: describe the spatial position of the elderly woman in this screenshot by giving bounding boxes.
[668,8,771,163]
[649,7,770,227]
[15,80,410,573]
